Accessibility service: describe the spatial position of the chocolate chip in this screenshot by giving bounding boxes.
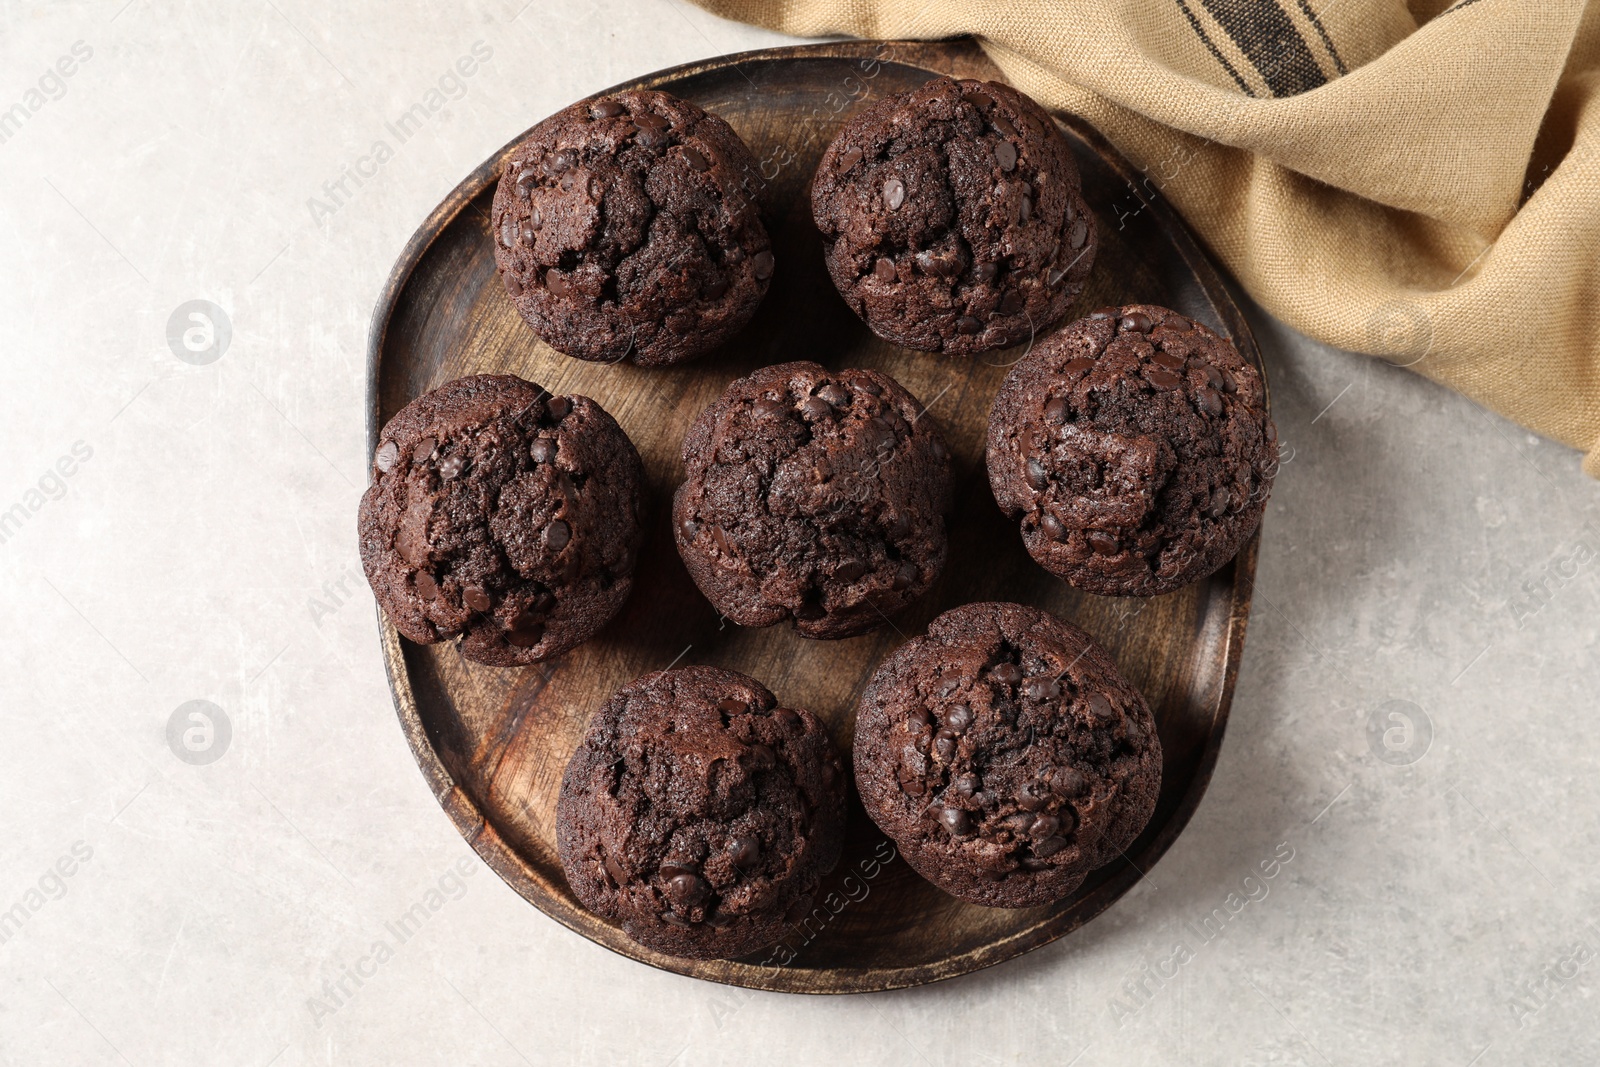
[992,662,1023,686]
[838,147,863,171]
[546,271,569,297]
[680,517,701,540]
[933,731,957,761]
[680,146,709,172]
[952,773,980,797]
[659,911,690,927]
[1152,350,1186,371]
[1030,814,1061,838]
[1086,692,1117,722]
[1017,782,1047,811]
[530,438,558,464]
[463,585,491,613]
[1069,219,1090,249]
[1004,812,1037,835]
[849,374,881,396]
[943,704,974,733]
[1033,836,1067,858]
[835,559,867,583]
[752,250,776,280]
[907,705,932,731]
[1018,194,1033,223]
[817,383,850,407]
[1040,513,1067,542]
[668,872,710,908]
[514,170,536,199]
[1086,530,1119,555]
[873,256,897,282]
[999,289,1026,315]
[956,315,983,335]
[545,520,571,550]
[1146,367,1182,390]
[1197,387,1224,416]
[438,452,465,480]
[633,111,668,130]
[1088,310,1114,321]
[973,262,999,284]
[915,246,965,278]
[659,857,697,883]
[374,440,399,472]
[963,87,996,109]
[1025,676,1061,701]
[1208,487,1230,518]
[898,765,926,795]
[591,98,626,118]
[991,114,1016,138]
[1041,398,1070,427]
[414,571,439,600]
[1219,368,1238,393]
[506,612,545,648]
[800,396,832,421]
[504,274,524,297]
[635,125,668,148]
[546,395,571,423]
[752,397,782,417]
[499,214,516,248]
[730,835,760,869]
[603,850,627,886]
[702,274,731,300]
[883,177,905,210]
[1120,311,1153,333]
[1050,765,1088,796]
[1026,457,1050,490]
[412,438,437,464]
[1062,357,1096,377]
[937,670,965,698]
[940,807,972,835]
[885,513,912,540]
[773,708,801,729]
[1265,420,1279,445]
[994,140,1017,171]
[892,562,918,591]
[710,525,734,555]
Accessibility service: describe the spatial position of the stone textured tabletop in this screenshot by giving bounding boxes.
[3,2,1596,1064]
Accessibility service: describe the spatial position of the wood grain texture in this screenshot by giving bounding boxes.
[367,38,1265,994]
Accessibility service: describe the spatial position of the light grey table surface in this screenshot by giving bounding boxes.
[3,2,1596,1065]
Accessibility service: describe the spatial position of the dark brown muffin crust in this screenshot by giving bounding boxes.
[853,602,1160,908]
[673,361,953,640]
[358,374,644,666]
[811,77,1097,356]
[491,89,772,367]
[987,305,1277,597]
[556,666,848,960]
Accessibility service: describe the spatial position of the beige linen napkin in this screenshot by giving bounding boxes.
[690,0,1600,475]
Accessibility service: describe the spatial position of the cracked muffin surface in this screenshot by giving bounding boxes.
[492,89,772,367]
[987,305,1276,597]
[673,361,952,640]
[358,374,644,666]
[811,77,1096,356]
[853,602,1160,908]
[556,666,847,960]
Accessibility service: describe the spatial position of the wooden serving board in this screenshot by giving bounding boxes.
[367,38,1262,994]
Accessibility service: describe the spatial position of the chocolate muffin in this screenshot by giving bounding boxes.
[854,602,1160,908]
[556,666,848,960]
[358,374,644,666]
[673,361,953,639]
[987,305,1277,597]
[811,77,1096,356]
[491,89,772,367]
